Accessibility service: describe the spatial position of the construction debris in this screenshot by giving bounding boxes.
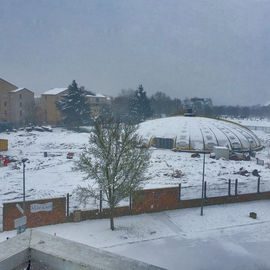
[249,212,257,219]
[234,167,249,176]
[191,153,200,158]
[256,158,264,166]
[252,169,260,177]
[172,169,184,178]
[67,152,74,159]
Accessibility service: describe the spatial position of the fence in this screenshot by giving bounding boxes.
[180,177,268,200]
[0,206,2,232]
[246,125,270,133]
[66,176,270,222]
[2,178,270,231]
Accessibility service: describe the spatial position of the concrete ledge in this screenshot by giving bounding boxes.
[0,230,30,270]
[0,230,164,270]
[30,230,163,270]
[0,249,29,270]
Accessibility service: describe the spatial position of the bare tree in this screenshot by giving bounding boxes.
[75,117,150,230]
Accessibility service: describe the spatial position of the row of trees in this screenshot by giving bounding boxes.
[57,81,155,127]
[56,80,270,129]
[112,89,270,121]
[112,87,183,122]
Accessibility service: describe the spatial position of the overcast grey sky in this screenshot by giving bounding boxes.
[0,0,269,105]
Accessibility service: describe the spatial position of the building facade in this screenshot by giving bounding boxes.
[41,88,69,125]
[41,88,111,125]
[86,93,111,116]
[0,78,34,126]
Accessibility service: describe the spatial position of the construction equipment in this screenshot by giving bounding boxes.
[0,139,8,151]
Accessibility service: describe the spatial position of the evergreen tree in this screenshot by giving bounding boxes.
[56,80,91,128]
[129,84,152,123]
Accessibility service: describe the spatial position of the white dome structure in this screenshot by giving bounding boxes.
[138,116,261,152]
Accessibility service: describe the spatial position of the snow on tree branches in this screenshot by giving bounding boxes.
[129,84,152,123]
[75,116,151,230]
[56,80,91,128]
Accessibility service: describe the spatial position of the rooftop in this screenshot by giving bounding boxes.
[43,88,68,95]
[11,87,24,92]
[138,116,261,152]
[0,230,162,270]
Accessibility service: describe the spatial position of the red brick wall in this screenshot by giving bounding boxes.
[4,189,270,230]
[3,197,66,231]
[132,187,179,213]
[78,206,131,221]
[132,188,270,214]
[73,189,270,223]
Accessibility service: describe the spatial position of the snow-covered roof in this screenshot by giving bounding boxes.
[11,87,24,93]
[43,88,68,95]
[10,87,34,94]
[86,93,106,98]
[138,116,262,152]
[95,93,106,98]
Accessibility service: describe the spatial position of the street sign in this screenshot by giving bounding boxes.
[16,203,24,215]
[30,202,53,213]
[14,216,27,229]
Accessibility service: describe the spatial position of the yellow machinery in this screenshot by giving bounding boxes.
[0,139,8,151]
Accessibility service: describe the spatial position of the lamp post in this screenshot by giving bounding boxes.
[22,158,28,217]
[200,152,205,216]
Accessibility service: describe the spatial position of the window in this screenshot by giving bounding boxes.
[96,98,99,102]
[4,110,7,116]
[154,138,174,149]
[4,102,7,107]
[20,110,22,117]
[20,102,22,107]
[19,94,22,99]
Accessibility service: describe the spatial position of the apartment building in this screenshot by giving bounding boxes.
[0,78,34,126]
[41,88,69,125]
[85,92,111,116]
[41,87,111,125]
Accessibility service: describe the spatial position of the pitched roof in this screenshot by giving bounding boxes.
[0,78,17,89]
[43,88,68,95]
[10,87,34,94]
[11,87,24,93]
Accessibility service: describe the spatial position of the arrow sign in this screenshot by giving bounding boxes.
[16,203,24,215]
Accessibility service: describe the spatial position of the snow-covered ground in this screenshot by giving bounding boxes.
[0,119,270,214]
[0,119,270,269]
[1,200,270,270]
[232,117,270,128]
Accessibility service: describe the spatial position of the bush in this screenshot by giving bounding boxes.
[0,122,13,132]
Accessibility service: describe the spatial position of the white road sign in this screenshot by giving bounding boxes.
[14,216,27,228]
[30,202,53,213]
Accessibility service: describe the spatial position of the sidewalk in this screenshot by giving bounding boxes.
[1,200,270,269]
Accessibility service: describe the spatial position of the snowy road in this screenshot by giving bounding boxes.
[1,200,270,269]
[108,232,270,270]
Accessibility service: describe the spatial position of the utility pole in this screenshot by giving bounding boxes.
[201,152,205,216]
[22,158,28,216]
[22,158,28,232]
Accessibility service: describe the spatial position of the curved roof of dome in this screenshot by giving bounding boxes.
[138,116,262,152]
